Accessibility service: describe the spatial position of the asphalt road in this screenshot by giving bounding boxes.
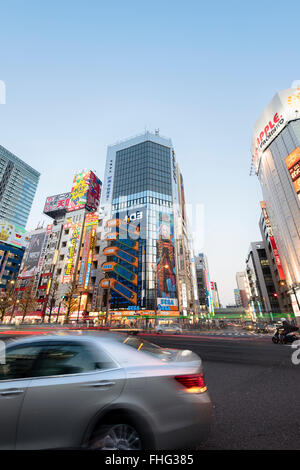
[139,332,300,450]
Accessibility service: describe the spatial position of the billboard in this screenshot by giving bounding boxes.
[62,222,83,283]
[156,212,177,299]
[19,231,46,278]
[0,219,28,249]
[43,193,70,217]
[68,170,101,213]
[252,86,300,171]
[285,147,300,201]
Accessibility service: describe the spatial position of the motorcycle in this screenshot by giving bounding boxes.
[272,327,299,344]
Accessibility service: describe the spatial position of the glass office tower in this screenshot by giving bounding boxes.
[100,132,196,319]
[0,145,40,228]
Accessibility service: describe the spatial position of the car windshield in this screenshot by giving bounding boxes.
[115,334,174,362]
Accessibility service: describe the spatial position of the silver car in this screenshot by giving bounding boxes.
[155,324,183,335]
[0,333,211,450]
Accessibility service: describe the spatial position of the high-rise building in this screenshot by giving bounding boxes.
[252,83,300,323]
[245,242,280,318]
[259,207,292,313]
[99,131,197,324]
[195,253,214,315]
[236,272,250,310]
[234,288,242,307]
[0,145,39,292]
[0,145,40,228]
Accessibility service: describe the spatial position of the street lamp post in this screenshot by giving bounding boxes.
[105,283,111,327]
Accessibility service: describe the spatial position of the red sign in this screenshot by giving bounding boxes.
[269,236,285,281]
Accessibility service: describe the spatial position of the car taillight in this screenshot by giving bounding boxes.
[174,373,207,394]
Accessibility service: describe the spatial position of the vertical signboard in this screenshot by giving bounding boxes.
[156,212,177,299]
[285,148,300,201]
[19,231,46,278]
[63,222,83,283]
[78,214,98,288]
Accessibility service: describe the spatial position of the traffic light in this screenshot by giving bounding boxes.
[273,293,278,298]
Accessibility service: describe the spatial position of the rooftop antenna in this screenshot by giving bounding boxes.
[155,128,160,136]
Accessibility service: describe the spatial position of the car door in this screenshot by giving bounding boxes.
[16,339,125,449]
[0,343,43,449]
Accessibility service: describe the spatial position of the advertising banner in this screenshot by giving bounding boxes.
[19,231,46,278]
[68,170,101,213]
[43,193,70,216]
[285,147,300,201]
[0,219,28,249]
[63,222,82,283]
[156,212,177,299]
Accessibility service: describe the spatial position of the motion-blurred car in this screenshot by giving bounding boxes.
[243,322,255,331]
[266,324,276,333]
[155,324,183,335]
[0,333,211,450]
[255,323,268,334]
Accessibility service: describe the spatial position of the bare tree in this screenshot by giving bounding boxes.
[0,280,16,322]
[46,277,60,323]
[63,277,79,324]
[18,280,39,323]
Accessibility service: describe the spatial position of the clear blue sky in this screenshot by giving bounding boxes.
[0,0,299,305]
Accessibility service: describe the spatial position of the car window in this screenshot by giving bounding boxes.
[31,343,100,377]
[0,345,43,381]
[120,336,174,362]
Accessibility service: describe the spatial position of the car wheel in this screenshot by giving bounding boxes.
[89,423,143,450]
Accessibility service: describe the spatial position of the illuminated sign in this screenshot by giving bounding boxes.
[68,170,101,213]
[63,223,82,283]
[156,212,177,299]
[285,148,300,201]
[0,219,28,249]
[43,193,70,216]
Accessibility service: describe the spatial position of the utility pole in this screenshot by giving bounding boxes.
[105,279,111,327]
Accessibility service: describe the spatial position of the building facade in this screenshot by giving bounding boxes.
[99,132,197,324]
[14,170,102,323]
[252,84,300,323]
[246,242,280,318]
[259,208,292,313]
[0,145,40,228]
[195,253,214,315]
[236,271,250,310]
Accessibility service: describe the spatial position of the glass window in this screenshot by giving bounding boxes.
[32,342,116,376]
[0,345,43,380]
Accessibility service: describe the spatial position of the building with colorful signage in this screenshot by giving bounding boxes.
[252,83,300,322]
[259,206,292,313]
[99,131,197,323]
[16,170,102,322]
